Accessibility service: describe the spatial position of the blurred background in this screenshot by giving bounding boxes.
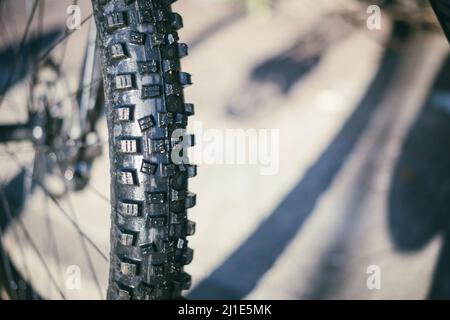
[0,0,450,300]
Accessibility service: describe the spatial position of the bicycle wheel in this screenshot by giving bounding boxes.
[0,0,195,300]
[92,0,196,300]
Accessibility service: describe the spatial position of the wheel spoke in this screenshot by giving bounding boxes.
[0,186,64,299]
[36,13,93,68]
[6,151,108,262]
[49,0,78,91]
[0,0,39,101]
[43,193,65,299]
[87,182,110,203]
[0,1,107,300]
[51,150,104,299]
[0,174,34,299]
[53,78,102,108]
[65,193,104,299]
[0,222,18,299]
[38,182,109,262]
[0,3,13,47]
[35,145,66,299]
[55,0,78,69]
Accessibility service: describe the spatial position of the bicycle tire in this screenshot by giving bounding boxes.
[92,0,196,300]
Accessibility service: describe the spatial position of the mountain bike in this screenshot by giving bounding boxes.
[0,0,195,300]
[0,0,449,301]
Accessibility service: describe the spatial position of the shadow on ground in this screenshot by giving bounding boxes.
[0,169,39,300]
[189,23,408,300]
[388,54,450,300]
[0,28,62,299]
[225,18,350,118]
[0,29,61,94]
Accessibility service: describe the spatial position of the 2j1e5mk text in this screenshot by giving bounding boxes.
[178,304,272,317]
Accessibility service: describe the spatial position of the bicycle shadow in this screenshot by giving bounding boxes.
[0,170,27,229]
[225,17,349,118]
[0,168,41,299]
[387,55,450,299]
[0,27,63,228]
[0,29,61,94]
[0,28,62,299]
[189,23,406,300]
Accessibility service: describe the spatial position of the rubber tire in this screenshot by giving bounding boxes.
[92,0,196,300]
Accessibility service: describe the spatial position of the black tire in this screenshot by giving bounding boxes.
[92,0,196,300]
